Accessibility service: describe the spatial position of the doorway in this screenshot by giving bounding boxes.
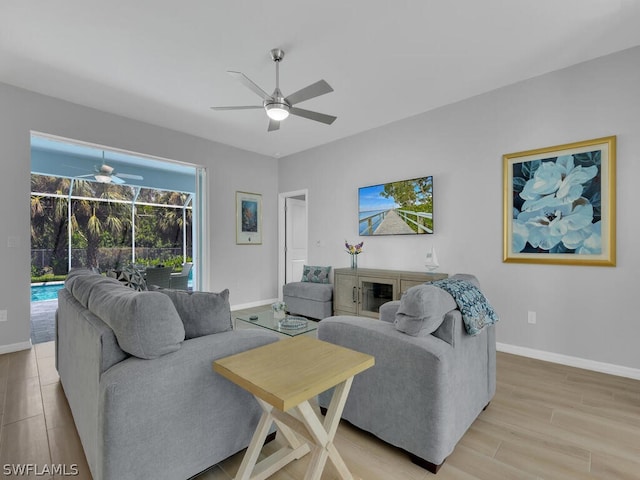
[278,189,308,299]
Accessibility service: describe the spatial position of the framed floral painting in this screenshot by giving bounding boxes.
[236,191,262,245]
[503,136,616,266]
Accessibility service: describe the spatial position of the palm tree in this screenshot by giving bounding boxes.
[31,174,192,274]
[158,192,192,246]
[31,175,70,274]
[70,180,132,269]
[135,190,192,262]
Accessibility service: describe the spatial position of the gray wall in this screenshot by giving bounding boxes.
[279,46,640,371]
[0,82,279,351]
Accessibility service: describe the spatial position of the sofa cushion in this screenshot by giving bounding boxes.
[300,265,331,284]
[394,284,456,336]
[283,282,333,302]
[87,282,185,359]
[65,267,99,289]
[67,269,122,308]
[149,287,232,339]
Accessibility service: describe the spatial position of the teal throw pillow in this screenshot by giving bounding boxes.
[301,265,331,284]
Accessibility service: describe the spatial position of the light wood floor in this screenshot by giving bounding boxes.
[1,338,639,479]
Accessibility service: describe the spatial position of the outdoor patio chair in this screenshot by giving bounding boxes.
[144,266,173,289]
[169,262,193,290]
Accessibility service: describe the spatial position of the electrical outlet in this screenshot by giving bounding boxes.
[527,311,536,324]
[0,310,7,322]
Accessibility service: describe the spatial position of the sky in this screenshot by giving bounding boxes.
[358,184,399,213]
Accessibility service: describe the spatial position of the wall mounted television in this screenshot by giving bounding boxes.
[358,176,433,236]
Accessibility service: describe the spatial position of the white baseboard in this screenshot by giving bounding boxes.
[497,342,640,381]
[0,340,33,355]
[231,298,278,312]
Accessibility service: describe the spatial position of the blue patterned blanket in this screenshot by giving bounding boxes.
[431,279,499,335]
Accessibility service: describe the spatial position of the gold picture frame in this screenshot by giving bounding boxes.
[236,191,262,245]
[503,136,616,266]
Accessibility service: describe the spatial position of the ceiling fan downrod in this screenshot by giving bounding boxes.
[265,48,290,120]
[270,48,285,88]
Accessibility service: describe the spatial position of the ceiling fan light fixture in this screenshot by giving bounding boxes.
[265,102,290,121]
[94,174,111,183]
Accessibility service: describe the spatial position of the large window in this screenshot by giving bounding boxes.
[31,175,193,274]
[30,133,200,285]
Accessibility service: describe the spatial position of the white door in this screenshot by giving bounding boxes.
[285,197,308,283]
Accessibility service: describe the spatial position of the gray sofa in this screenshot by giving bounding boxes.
[56,269,279,480]
[318,274,496,473]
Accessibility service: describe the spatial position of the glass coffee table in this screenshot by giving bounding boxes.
[235,310,318,337]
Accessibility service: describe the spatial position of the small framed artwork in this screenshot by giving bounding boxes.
[503,136,616,266]
[236,191,262,245]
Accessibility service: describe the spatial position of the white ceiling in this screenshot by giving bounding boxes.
[2,0,640,158]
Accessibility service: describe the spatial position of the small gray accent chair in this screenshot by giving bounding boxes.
[317,274,496,473]
[56,269,279,480]
[283,281,333,320]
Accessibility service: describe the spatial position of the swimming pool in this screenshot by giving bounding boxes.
[31,283,65,302]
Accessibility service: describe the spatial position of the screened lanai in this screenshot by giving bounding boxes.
[30,175,194,272]
[30,133,199,273]
[30,133,202,343]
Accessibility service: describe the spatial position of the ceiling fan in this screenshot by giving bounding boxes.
[76,162,144,184]
[211,48,337,132]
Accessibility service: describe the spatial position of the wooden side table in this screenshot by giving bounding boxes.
[213,336,374,480]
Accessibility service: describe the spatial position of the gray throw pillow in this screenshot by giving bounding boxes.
[88,285,185,359]
[150,287,232,339]
[394,284,457,336]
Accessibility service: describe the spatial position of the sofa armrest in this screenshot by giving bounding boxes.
[97,329,279,480]
[318,316,454,408]
[318,314,495,466]
[56,288,128,476]
[378,300,400,323]
[318,316,456,460]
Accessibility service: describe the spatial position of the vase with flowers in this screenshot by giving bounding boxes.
[271,301,287,319]
[345,240,364,269]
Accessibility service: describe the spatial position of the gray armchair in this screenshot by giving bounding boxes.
[317,274,496,473]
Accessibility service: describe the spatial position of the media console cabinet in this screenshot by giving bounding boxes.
[333,267,447,318]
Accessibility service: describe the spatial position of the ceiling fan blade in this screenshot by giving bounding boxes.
[289,107,337,125]
[228,71,271,101]
[110,176,126,185]
[116,173,144,180]
[267,119,280,132]
[285,80,333,105]
[63,164,89,171]
[210,105,263,111]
